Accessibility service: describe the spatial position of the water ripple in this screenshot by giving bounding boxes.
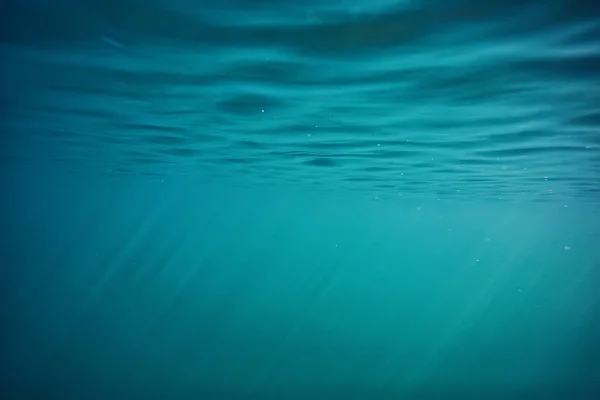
[1,0,599,202]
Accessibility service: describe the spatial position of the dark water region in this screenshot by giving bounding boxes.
[1,0,600,399]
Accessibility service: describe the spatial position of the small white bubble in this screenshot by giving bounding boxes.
[307,133,311,137]
[476,259,480,262]
[261,109,264,113]
[564,204,568,208]
[564,246,571,251]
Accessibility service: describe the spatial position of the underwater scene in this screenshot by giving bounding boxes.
[2,0,600,398]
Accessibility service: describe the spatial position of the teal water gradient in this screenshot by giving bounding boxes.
[2,0,600,398]
[3,169,599,398]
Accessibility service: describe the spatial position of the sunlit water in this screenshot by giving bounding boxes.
[2,0,600,398]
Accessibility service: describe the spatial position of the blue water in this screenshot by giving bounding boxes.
[2,0,600,398]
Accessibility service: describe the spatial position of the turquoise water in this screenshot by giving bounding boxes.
[2,0,600,398]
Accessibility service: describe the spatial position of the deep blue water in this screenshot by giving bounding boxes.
[1,0,600,398]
